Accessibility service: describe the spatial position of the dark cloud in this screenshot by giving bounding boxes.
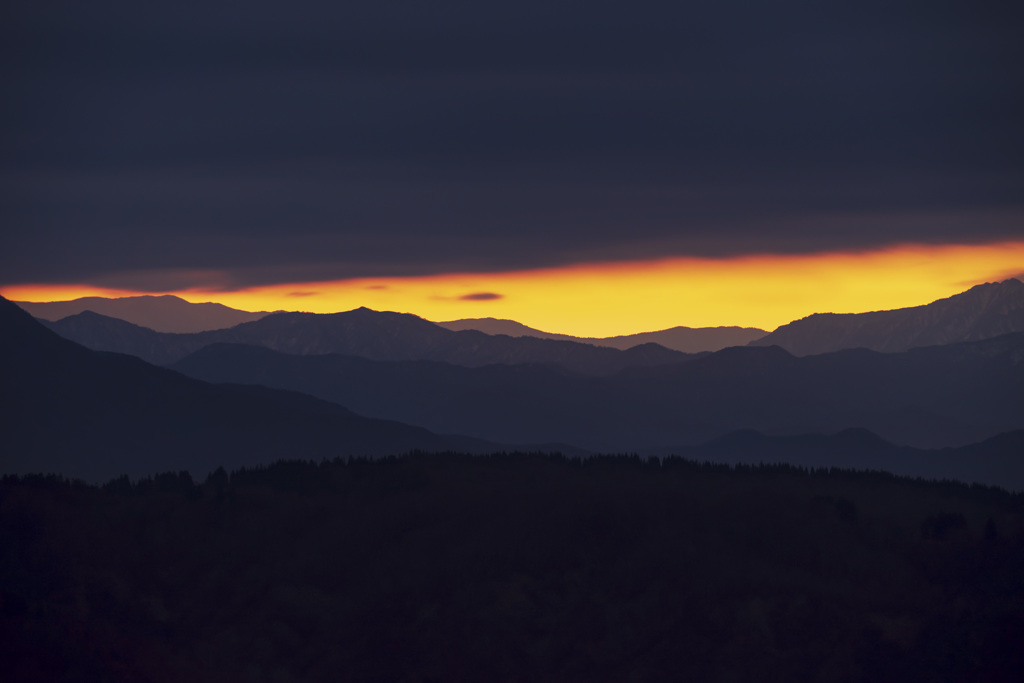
[459,293,503,301]
[2,1,1022,288]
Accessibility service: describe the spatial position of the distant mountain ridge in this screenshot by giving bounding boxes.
[41,307,694,374]
[169,332,1024,452]
[750,278,1024,355]
[437,317,767,353]
[16,294,272,333]
[23,278,1022,357]
[667,428,1024,491]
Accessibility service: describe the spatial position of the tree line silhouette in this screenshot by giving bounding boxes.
[2,453,1022,682]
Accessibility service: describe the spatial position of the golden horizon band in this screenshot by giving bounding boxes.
[3,240,1022,337]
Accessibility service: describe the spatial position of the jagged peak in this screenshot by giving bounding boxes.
[966,277,1022,289]
[785,278,1023,323]
[938,277,1023,301]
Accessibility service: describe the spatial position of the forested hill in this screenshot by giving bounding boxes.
[3,453,1022,682]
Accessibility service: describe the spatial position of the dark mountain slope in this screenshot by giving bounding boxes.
[437,317,767,352]
[750,278,1024,355]
[0,297,495,481]
[171,334,1024,452]
[171,344,641,449]
[16,294,271,333]
[616,336,1024,448]
[44,307,692,373]
[40,310,202,365]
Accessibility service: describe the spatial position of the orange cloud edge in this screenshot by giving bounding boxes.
[4,241,1023,337]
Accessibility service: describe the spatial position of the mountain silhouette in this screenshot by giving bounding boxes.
[42,307,693,373]
[6,289,1022,486]
[0,296,496,482]
[170,333,1024,453]
[39,310,201,365]
[437,317,767,352]
[750,278,1024,355]
[171,343,627,448]
[16,294,272,333]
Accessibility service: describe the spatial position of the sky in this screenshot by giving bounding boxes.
[2,1,1022,334]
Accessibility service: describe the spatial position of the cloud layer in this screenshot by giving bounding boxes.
[2,1,1022,289]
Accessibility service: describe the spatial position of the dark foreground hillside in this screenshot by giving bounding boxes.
[2,454,1023,682]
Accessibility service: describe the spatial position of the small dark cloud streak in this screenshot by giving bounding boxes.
[459,292,503,301]
[1,1,1022,289]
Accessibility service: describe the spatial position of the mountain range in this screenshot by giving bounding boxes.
[5,280,1024,487]
[39,307,693,374]
[750,278,1024,355]
[169,334,1024,452]
[15,294,274,333]
[4,291,1022,486]
[21,278,1023,361]
[0,296,497,482]
[436,318,767,353]
[14,294,767,352]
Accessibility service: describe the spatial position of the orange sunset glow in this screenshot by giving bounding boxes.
[5,241,1023,337]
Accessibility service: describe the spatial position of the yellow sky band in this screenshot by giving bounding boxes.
[5,241,1023,337]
